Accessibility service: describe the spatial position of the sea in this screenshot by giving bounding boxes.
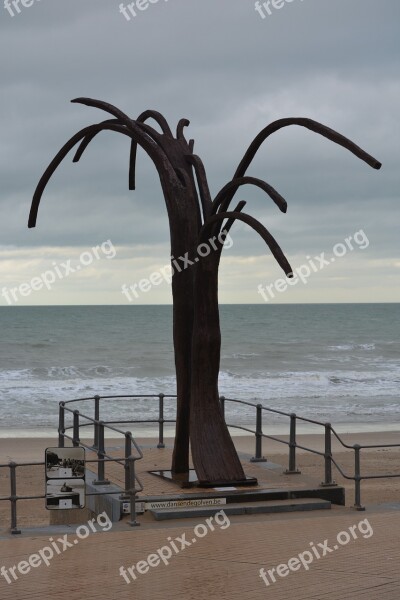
[0,304,399,437]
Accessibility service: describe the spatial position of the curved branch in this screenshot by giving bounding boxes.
[137,110,173,137]
[128,114,183,191]
[72,117,162,192]
[212,176,287,215]
[200,211,293,277]
[71,98,178,182]
[186,155,213,223]
[177,119,190,142]
[129,138,137,191]
[29,123,137,228]
[74,118,165,167]
[128,120,176,191]
[73,119,121,163]
[218,200,246,240]
[235,118,382,179]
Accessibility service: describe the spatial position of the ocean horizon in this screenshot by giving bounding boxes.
[1,303,399,437]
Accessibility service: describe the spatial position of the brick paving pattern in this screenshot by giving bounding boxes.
[1,509,399,599]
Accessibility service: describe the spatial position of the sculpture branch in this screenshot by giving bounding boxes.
[186,155,213,223]
[71,98,178,182]
[29,122,134,228]
[177,119,190,143]
[212,176,288,215]
[235,117,382,179]
[218,200,247,240]
[73,119,121,163]
[136,110,174,137]
[200,211,293,277]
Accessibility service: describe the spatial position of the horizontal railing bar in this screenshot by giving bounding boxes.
[224,424,257,435]
[63,394,178,405]
[294,444,326,458]
[0,462,45,468]
[354,443,400,449]
[359,473,400,480]
[0,489,143,503]
[261,434,290,446]
[61,394,400,454]
[0,495,46,501]
[0,456,133,469]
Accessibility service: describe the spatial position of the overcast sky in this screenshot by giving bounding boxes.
[0,0,399,305]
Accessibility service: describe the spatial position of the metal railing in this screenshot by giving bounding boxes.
[221,398,400,510]
[0,409,143,534]
[60,393,400,511]
[1,392,399,534]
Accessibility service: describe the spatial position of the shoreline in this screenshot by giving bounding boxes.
[1,421,400,439]
[1,431,400,462]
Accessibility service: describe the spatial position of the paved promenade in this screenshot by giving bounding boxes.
[1,505,399,600]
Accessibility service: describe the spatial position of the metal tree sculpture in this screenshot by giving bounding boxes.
[28,98,381,484]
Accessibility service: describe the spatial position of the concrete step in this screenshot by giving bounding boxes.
[150,498,331,521]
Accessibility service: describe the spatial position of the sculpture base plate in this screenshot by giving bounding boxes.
[148,469,258,489]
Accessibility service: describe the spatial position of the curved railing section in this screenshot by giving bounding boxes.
[1,392,399,534]
[59,393,400,512]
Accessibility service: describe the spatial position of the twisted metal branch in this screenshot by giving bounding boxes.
[71,98,180,186]
[212,176,287,215]
[137,110,174,137]
[177,119,190,142]
[199,211,293,277]
[73,118,121,163]
[210,118,383,224]
[128,112,188,190]
[73,117,163,192]
[29,122,134,228]
[218,200,247,240]
[186,155,213,223]
[235,117,382,179]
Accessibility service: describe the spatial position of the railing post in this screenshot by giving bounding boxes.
[58,402,65,448]
[285,413,301,474]
[72,410,80,448]
[93,421,110,485]
[93,395,100,449]
[353,444,365,511]
[128,456,140,527]
[120,432,132,499]
[157,394,165,449]
[251,404,266,462]
[220,396,225,421]
[9,462,21,535]
[321,423,337,486]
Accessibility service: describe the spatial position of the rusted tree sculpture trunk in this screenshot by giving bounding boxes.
[28,99,381,484]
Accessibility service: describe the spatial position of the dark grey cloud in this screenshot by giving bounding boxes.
[0,0,399,293]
